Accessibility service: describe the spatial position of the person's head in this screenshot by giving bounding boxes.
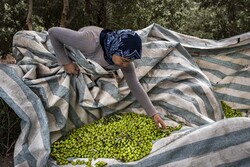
[101,29,142,68]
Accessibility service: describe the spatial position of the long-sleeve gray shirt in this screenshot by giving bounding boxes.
[48,26,157,117]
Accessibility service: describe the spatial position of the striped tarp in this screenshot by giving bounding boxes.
[0,24,249,167]
[146,24,250,111]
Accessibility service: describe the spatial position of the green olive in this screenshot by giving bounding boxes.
[50,112,182,165]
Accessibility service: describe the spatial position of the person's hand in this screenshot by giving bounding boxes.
[152,114,167,129]
[64,62,79,75]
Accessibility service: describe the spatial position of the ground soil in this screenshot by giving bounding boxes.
[1,154,14,167]
[0,54,16,64]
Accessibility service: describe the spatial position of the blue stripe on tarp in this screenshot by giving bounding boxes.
[154,63,211,86]
[175,43,202,68]
[24,74,70,105]
[157,101,210,125]
[47,106,67,129]
[216,157,250,167]
[25,77,69,129]
[14,144,37,167]
[138,25,153,41]
[229,69,250,78]
[198,67,227,80]
[67,105,85,128]
[153,23,250,55]
[74,75,101,121]
[46,76,70,101]
[215,92,250,106]
[0,89,34,166]
[13,33,57,62]
[140,74,218,120]
[111,124,250,167]
[226,52,250,60]
[142,42,200,70]
[195,57,245,71]
[187,43,250,56]
[154,23,182,43]
[94,79,121,99]
[0,64,50,167]
[150,125,250,167]
[134,56,164,68]
[150,87,201,113]
[227,52,250,61]
[144,41,176,49]
[216,83,250,92]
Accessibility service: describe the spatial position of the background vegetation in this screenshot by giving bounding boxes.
[1,0,250,55]
[0,0,250,165]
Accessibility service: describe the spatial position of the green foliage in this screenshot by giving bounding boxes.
[1,0,250,54]
[221,101,243,118]
[32,0,63,28]
[50,112,181,165]
[0,0,26,53]
[195,0,250,39]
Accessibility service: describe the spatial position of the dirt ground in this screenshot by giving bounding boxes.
[1,154,14,167]
[0,54,16,64]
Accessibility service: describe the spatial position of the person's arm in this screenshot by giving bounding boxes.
[48,27,95,74]
[121,63,166,128]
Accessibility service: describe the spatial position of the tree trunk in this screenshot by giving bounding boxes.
[98,0,108,27]
[66,0,80,27]
[60,0,80,27]
[85,0,93,25]
[26,0,33,30]
[60,0,69,27]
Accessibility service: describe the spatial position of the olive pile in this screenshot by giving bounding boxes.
[50,112,182,165]
[71,158,106,167]
[221,101,242,118]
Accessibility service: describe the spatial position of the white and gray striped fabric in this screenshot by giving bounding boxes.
[0,24,249,167]
[145,24,250,110]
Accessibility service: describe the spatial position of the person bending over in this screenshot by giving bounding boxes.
[48,26,166,128]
